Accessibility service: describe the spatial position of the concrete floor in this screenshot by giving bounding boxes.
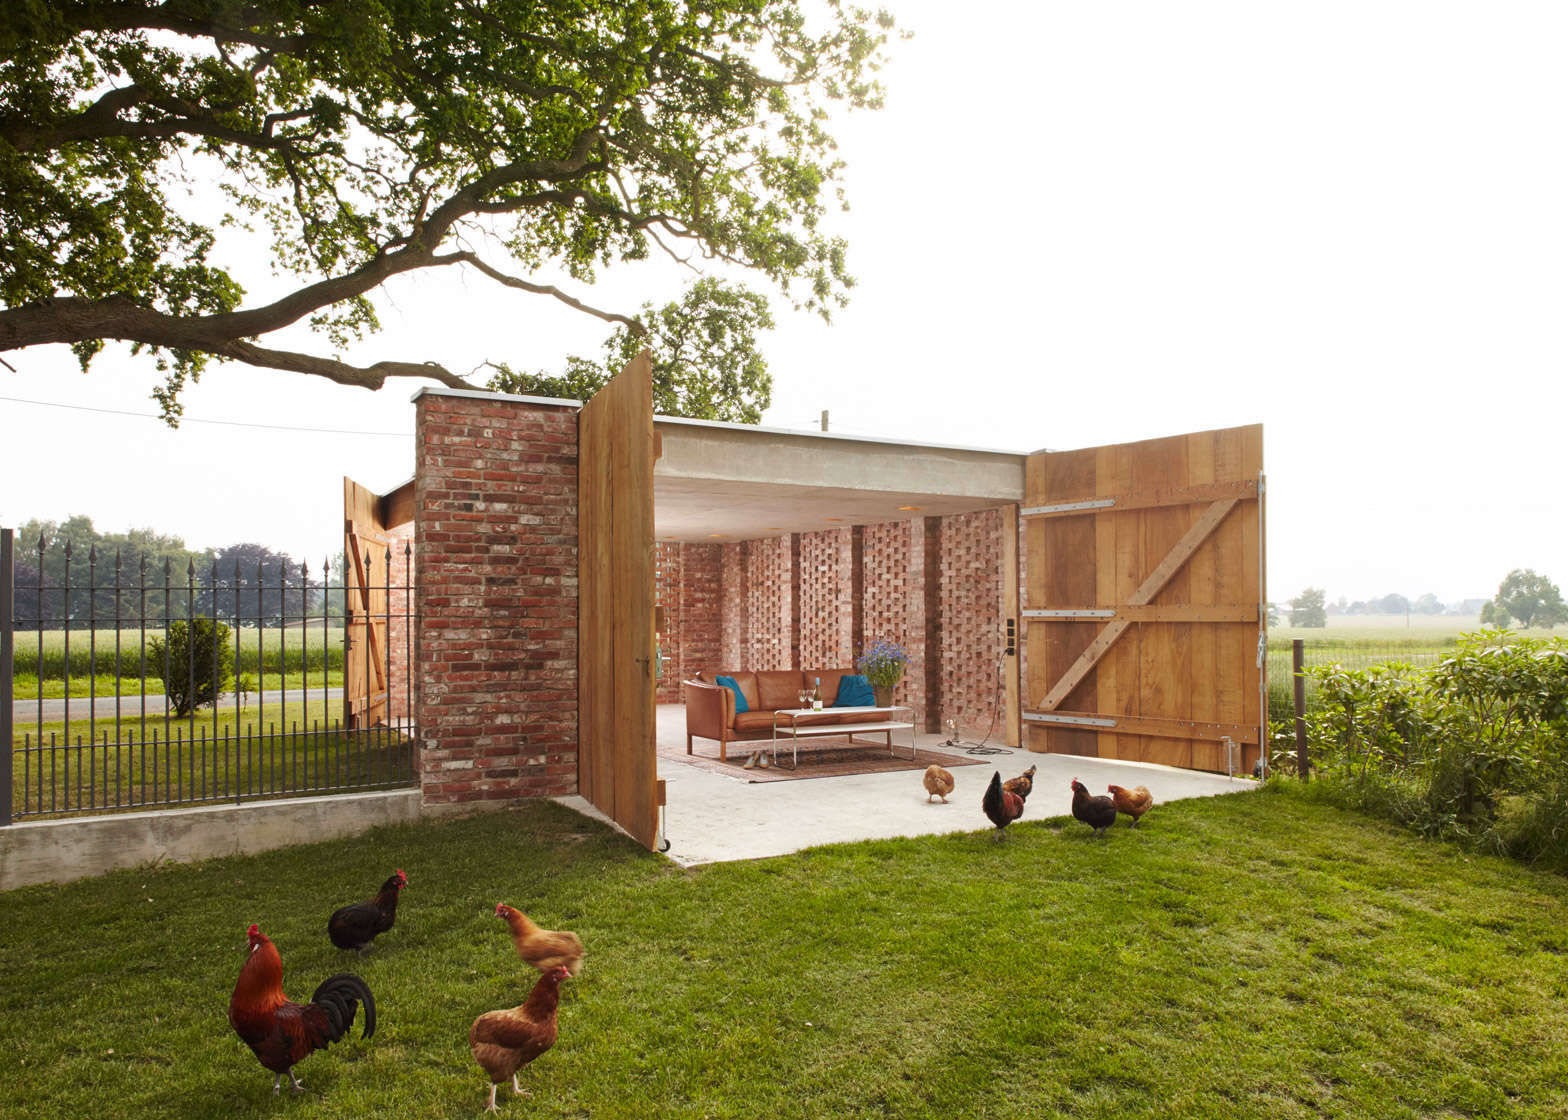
[559,704,1260,866]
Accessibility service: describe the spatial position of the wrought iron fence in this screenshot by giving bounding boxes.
[1,527,416,823]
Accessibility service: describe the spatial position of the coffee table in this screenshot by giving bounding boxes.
[768,706,918,770]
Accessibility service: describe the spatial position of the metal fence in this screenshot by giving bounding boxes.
[1,527,417,823]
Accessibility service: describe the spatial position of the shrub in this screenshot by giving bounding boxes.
[147,620,235,716]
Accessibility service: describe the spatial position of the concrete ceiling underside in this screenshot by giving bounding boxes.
[652,417,1027,543]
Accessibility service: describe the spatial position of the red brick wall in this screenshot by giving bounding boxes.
[719,542,749,667]
[798,528,854,667]
[746,536,794,669]
[414,392,579,810]
[939,508,1005,738]
[654,541,721,699]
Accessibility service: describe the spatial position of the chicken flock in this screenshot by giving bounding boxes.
[228,870,581,1112]
[226,761,1159,1104]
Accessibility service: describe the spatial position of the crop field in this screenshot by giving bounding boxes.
[9,625,349,686]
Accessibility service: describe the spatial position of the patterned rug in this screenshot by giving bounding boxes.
[660,737,986,783]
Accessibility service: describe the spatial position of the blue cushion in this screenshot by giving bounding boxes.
[834,674,876,707]
[714,675,749,713]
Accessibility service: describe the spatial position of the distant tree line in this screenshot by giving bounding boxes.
[7,516,348,628]
[1281,569,1565,630]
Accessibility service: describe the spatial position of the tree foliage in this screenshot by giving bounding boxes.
[486,278,775,422]
[0,0,895,420]
[1492,569,1566,629]
[1288,587,1327,628]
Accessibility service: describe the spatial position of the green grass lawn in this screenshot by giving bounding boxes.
[9,669,346,701]
[2,787,1565,1119]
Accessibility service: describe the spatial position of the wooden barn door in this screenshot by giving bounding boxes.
[1022,425,1264,774]
[344,477,391,729]
[578,353,662,850]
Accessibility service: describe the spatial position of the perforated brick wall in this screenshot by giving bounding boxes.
[384,524,416,724]
[654,541,721,699]
[798,528,854,667]
[746,536,794,669]
[939,508,1005,738]
[860,520,920,714]
[719,542,749,667]
[414,392,580,810]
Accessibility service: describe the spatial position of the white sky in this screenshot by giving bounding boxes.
[2,0,1564,605]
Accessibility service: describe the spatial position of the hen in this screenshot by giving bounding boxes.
[1070,778,1118,837]
[229,923,375,1093]
[1108,783,1155,826]
[470,965,572,1112]
[922,764,955,803]
[1003,764,1037,801]
[497,903,585,976]
[328,869,406,954]
[982,770,1025,840]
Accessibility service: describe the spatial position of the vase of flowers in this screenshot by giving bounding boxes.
[856,637,909,707]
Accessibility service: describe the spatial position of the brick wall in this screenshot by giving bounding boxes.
[414,392,580,810]
[939,508,1005,738]
[798,528,853,667]
[384,523,416,726]
[654,541,721,699]
[746,536,794,669]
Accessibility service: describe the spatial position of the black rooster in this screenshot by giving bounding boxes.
[982,770,1025,841]
[328,869,406,954]
[1070,778,1118,837]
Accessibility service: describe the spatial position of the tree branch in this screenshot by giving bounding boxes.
[219,341,475,391]
[436,252,644,334]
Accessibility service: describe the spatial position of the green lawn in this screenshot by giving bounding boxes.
[2,788,1565,1119]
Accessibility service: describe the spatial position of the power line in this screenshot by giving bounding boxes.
[0,394,412,437]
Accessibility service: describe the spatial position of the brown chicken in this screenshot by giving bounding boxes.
[1108,783,1155,826]
[327,868,406,954]
[982,770,1025,840]
[496,903,585,976]
[1003,764,1037,801]
[923,764,955,803]
[470,965,572,1112]
[228,923,375,1093]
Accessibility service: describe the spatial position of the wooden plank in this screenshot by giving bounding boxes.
[378,479,416,530]
[578,391,609,807]
[1024,710,1260,745]
[1022,605,1259,623]
[1021,478,1257,518]
[1037,498,1238,711]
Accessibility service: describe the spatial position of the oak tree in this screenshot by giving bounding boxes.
[0,0,893,421]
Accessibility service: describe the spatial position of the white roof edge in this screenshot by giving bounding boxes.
[410,385,584,410]
[654,412,1029,459]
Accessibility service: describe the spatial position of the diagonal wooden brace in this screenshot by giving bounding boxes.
[1038,498,1238,711]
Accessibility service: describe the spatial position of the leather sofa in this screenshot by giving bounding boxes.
[683,668,867,760]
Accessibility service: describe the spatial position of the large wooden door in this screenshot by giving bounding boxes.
[344,477,391,729]
[579,354,662,849]
[1022,425,1264,774]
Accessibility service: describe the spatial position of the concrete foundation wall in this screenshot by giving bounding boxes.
[0,789,421,890]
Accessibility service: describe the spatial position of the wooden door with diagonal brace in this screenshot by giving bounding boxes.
[1021,425,1265,773]
[344,477,391,729]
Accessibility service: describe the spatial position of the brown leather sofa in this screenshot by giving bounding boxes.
[683,668,865,759]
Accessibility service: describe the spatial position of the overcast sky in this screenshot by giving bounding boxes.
[3,0,1564,605]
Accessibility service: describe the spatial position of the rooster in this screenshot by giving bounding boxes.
[327,869,406,954]
[229,923,375,1093]
[1070,778,1118,837]
[922,764,955,803]
[496,903,585,976]
[470,965,572,1112]
[982,770,1025,840]
[1108,783,1155,826]
[1003,764,1037,801]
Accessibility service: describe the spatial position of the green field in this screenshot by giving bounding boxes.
[1,788,1564,1119]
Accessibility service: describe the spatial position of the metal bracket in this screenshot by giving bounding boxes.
[1019,497,1116,517]
[1023,609,1116,619]
[1023,712,1117,729]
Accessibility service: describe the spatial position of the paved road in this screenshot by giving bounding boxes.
[11,687,345,724]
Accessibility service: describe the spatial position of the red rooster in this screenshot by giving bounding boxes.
[229,923,376,1093]
[982,770,1025,840]
[470,964,572,1112]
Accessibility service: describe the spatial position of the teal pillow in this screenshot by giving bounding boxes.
[834,674,875,707]
[714,675,749,713]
